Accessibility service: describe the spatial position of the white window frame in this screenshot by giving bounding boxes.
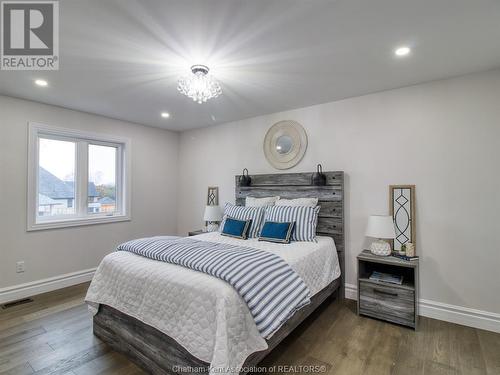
[27,122,131,231]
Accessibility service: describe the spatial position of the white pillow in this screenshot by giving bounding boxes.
[246,196,280,207]
[275,197,318,207]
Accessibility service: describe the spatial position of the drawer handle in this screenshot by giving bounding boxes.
[373,289,398,297]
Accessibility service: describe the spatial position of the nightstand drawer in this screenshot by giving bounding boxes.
[359,281,414,325]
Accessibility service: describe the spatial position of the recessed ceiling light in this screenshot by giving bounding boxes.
[161,112,170,118]
[34,79,48,87]
[394,46,411,57]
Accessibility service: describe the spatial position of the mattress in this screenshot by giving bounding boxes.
[85,232,340,373]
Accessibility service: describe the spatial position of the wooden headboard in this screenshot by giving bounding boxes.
[235,171,345,298]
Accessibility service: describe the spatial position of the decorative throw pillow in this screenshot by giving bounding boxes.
[219,203,265,238]
[275,197,319,207]
[245,196,280,207]
[264,205,320,242]
[221,217,252,239]
[258,221,295,244]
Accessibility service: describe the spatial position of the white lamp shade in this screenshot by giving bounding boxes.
[366,215,396,239]
[203,205,222,221]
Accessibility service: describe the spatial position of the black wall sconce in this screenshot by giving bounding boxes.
[311,164,327,186]
[239,168,252,186]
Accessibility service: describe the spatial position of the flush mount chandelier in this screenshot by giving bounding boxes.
[177,65,222,104]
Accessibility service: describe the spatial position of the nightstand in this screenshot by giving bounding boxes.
[188,230,204,236]
[357,250,419,329]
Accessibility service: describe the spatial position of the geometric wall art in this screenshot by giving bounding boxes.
[206,186,219,206]
[389,185,416,252]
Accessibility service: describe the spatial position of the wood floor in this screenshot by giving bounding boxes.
[0,283,499,375]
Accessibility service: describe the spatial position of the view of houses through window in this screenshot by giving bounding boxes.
[38,138,76,217]
[38,138,117,217]
[88,144,117,214]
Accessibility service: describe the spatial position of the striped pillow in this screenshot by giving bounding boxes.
[264,205,320,242]
[219,203,265,238]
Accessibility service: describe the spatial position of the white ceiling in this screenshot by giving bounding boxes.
[1,0,500,131]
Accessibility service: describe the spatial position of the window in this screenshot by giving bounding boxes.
[28,123,131,230]
[88,144,117,214]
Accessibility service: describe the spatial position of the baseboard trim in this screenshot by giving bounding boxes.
[0,268,96,304]
[419,299,500,333]
[344,283,500,333]
[345,283,358,300]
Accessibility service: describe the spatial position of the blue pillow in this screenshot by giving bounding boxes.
[221,217,252,239]
[259,221,295,244]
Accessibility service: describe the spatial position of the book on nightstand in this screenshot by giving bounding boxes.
[391,252,419,261]
[369,271,403,285]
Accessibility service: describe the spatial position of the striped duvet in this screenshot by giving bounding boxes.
[117,236,311,338]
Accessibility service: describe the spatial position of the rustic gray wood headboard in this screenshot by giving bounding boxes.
[235,171,345,297]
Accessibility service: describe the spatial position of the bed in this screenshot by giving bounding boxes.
[86,171,345,374]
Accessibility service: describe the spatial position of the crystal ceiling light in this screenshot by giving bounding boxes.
[177,65,222,104]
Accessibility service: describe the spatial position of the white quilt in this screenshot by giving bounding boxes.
[85,232,340,372]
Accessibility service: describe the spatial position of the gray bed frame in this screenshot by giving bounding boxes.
[93,171,345,374]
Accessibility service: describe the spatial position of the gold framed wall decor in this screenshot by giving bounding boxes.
[389,185,416,252]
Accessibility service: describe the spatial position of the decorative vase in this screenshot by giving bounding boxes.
[399,244,407,256]
[370,239,392,256]
[406,242,415,257]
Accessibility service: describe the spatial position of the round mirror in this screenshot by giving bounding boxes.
[264,120,308,169]
[275,135,293,154]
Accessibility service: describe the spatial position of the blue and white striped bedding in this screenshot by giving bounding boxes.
[117,236,311,338]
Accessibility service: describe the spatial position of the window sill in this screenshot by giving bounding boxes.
[27,214,131,231]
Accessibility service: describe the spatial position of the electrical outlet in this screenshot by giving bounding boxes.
[16,261,25,273]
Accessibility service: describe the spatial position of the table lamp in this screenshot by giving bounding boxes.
[203,205,222,232]
[366,215,396,256]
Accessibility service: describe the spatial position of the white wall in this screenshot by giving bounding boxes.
[1,70,498,329]
[0,96,179,290]
[178,69,500,315]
